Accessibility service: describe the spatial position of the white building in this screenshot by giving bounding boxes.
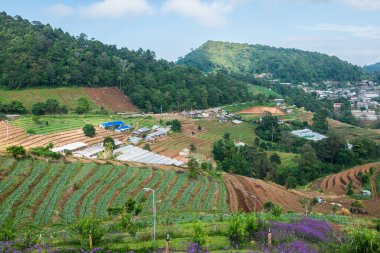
[52,142,87,154]
[291,129,327,141]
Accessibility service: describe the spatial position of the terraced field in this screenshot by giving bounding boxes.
[0,157,228,226]
[313,162,380,195]
[0,121,126,150]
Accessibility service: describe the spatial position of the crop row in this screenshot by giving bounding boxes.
[159,173,188,212]
[0,161,46,226]
[34,163,77,225]
[112,169,152,207]
[62,164,110,223]
[175,180,200,211]
[134,170,163,202]
[79,165,118,218]
[191,176,209,210]
[0,160,32,195]
[142,170,176,213]
[95,166,137,218]
[203,182,217,211]
[0,157,16,174]
[68,163,95,186]
[217,182,229,211]
[13,163,63,225]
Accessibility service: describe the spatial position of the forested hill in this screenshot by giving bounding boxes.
[177,41,363,82]
[363,62,380,74]
[0,13,252,112]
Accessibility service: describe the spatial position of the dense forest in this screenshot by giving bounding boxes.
[0,13,252,112]
[178,41,363,82]
[363,62,380,74]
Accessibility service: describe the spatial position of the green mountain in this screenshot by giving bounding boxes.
[178,41,363,82]
[0,13,252,112]
[363,62,380,74]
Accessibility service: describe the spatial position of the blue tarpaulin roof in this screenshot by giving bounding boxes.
[100,121,125,127]
[115,125,131,131]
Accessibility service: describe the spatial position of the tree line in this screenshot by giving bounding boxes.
[0,13,252,112]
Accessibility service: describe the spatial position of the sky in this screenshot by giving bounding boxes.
[1,0,380,66]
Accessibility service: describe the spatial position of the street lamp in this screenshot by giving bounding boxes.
[144,187,156,249]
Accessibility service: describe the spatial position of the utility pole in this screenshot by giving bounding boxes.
[144,188,156,249]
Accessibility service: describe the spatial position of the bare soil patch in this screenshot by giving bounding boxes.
[237,106,284,115]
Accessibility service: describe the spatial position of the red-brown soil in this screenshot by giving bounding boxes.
[223,173,369,216]
[237,106,284,115]
[83,87,138,112]
[312,162,380,195]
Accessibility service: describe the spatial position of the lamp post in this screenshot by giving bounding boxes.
[144,187,156,249]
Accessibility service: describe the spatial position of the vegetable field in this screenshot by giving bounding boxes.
[0,157,229,226]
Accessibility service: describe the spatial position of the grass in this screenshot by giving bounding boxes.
[11,114,156,135]
[376,171,380,198]
[0,87,98,110]
[247,85,281,98]
[268,151,299,169]
[196,120,256,146]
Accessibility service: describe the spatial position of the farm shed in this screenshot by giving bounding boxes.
[132,127,150,135]
[128,136,142,145]
[115,125,131,132]
[99,121,125,129]
[291,129,326,141]
[145,128,169,141]
[73,144,104,158]
[52,142,87,154]
[115,145,184,166]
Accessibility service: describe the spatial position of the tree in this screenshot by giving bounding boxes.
[312,108,329,134]
[74,215,106,245]
[189,143,197,152]
[188,157,199,179]
[299,197,317,216]
[6,146,26,158]
[103,136,115,149]
[168,119,181,132]
[75,97,90,114]
[31,102,45,115]
[83,124,96,137]
[270,153,281,165]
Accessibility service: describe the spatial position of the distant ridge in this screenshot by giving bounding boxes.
[363,62,380,74]
[178,40,363,82]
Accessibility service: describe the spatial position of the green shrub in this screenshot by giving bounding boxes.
[351,200,364,208]
[348,228,380,253]
[191,221,207,247]
[271,205,283,217]
[74,215,106,245]
[83,124,96,137]
[227,214,246,247]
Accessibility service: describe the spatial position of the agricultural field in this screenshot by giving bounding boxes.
[0,87,137,112]
[9,114,156,135]
[0,87,98,111]
[247,85,281,98]
[0,157,229,226]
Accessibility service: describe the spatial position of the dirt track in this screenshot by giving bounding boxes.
[237,106,284,115]
[84,87,138,112]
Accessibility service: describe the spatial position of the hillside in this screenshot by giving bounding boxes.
[0,13,251,112]
[178,41,363,82]
[363,62,380,74]
[0,87,136,112]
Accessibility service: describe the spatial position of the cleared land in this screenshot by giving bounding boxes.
[237,106,285,115]
[84,87,138,112]
[247,85,281,98]
[9,114,154,135]
[0,87,137,112]
[0,87,98,111]
[0,157,229,226]
[312,162,380,196]
[223,173,371,216]
[0,121,126,150]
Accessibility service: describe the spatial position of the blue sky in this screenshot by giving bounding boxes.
[1,0,380,66]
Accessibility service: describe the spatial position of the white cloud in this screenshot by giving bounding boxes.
[309,23,380,39]
[162,0,247,27]
[343,0,380,10]
[46,0,153,18]
[46,4,74,16]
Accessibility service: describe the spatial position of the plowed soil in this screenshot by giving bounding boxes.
[312,162,380,195]
[237,106,284,115]
[0,121,125,150]
[84,87,138,112]
[223,173,365,215]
